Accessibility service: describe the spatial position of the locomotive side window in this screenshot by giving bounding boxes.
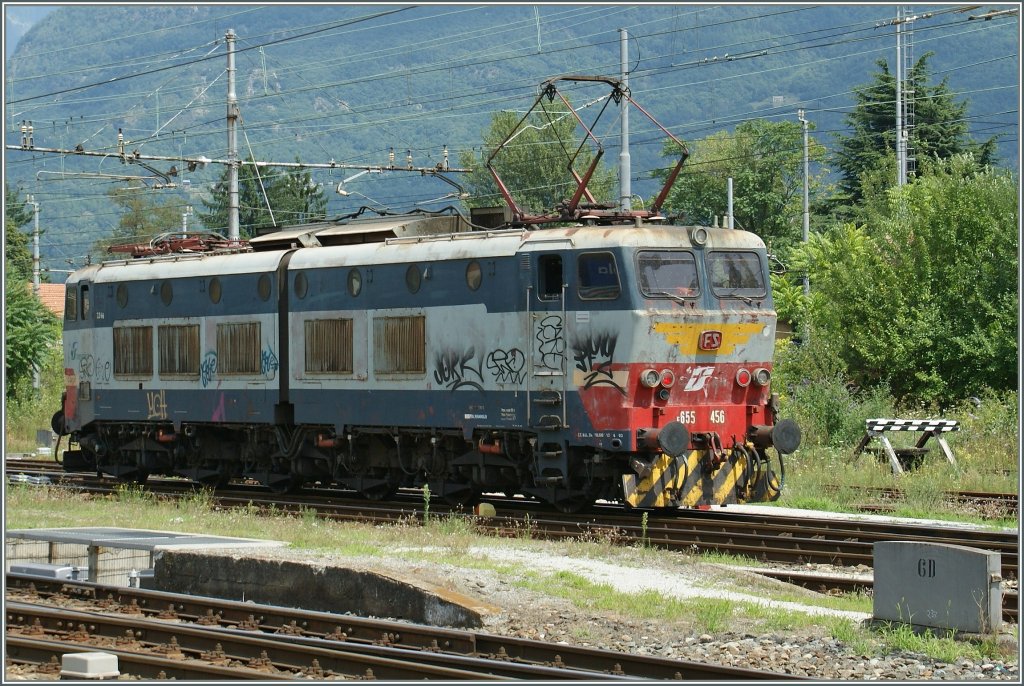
[258,274,272,301]
[577,252,620,300]
[466,261,482,291]
[707,251,766,298]
[65,287,78,321]
[305,319,354,374]
[113,326,153,377]
[160,281,173,306]
[217,322,261,374]
[373,315,425,375]
[116,284,129,308]
[637,251,699,298]
[538,254,563,300]
[347,268,362,297]
[158,325,200,377]
[81,285,91,320]
[209,277,222,304]
[406,264,422,294]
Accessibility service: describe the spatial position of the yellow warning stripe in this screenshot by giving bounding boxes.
[652,321,766,356]
[624,449,753,508]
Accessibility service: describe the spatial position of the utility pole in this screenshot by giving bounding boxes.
[226,29,240,241]
[895,8,905,186]
[26,193,41,389]
[619,28,631,211]
[26,194,40,296]
[797,110,810,296]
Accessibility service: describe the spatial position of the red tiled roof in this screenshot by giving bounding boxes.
[30,282,65,318]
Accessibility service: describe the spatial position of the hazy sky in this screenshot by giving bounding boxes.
[5,5,57,61]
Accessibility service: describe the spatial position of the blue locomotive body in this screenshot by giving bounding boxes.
[55,215,799,511]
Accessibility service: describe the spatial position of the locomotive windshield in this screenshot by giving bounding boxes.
[706,251,766,299]
[637,250,698,299]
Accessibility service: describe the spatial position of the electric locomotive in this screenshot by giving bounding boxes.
[52,212,799,512]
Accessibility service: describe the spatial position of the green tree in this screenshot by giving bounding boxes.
[95,182,185,255]
[198,159,327,237]
[787,154,1017,403]
[266,164,328,225]
[832,53,998,206]
[655,119,828,252]
[459,104,615,216]
[5,183,34,280]
[4,265,59,399]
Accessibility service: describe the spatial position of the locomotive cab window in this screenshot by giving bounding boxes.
[637,251,699,299]
[538,254,563,301]
[577,252,620,300]
[65,286,78,321]
[707,251,766,299]
[80,285,91,320]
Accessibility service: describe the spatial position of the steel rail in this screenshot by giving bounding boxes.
[6,574,805,680]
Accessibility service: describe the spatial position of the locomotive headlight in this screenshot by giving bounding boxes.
[735,368,752,387]
[640,369,662,388]
[689,226,709,246]
[660,369,676,388]
[753,368,771,386]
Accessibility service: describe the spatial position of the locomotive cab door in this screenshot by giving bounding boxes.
[525,250,569,460]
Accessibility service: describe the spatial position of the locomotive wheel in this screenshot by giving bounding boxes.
[115,471,149,485]
[266,475,302,495]
[361,482,397,501]
[442,485,480,507]
[551,495,593,514]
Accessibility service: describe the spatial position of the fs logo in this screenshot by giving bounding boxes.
[698,330,722,351]
[683,366,715,392]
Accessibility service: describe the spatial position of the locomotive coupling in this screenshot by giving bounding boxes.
[748,419,802,455]
[637,420,690,457]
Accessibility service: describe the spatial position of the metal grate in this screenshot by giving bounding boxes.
[373,315,425,374]
[158,324,200,377]
[217,322,261,374]
[304,319,353,374]
[113,326,153,377]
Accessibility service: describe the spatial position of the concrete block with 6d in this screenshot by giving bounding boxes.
[873,541,1001,634]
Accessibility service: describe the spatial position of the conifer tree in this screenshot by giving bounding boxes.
[832,53,997,205]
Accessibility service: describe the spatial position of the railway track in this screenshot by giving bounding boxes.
[10,456,1018,519]
[7,461,1019,624]
[6,573,799,680]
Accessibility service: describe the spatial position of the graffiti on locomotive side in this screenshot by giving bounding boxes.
[572,332,625,394]
[200,352,218,388]
[77,354,112,383]
[486,348,526,384]
[147,389,168,420]
[434,347,484,392]
[261,347,279,377]
[535,315,565,372]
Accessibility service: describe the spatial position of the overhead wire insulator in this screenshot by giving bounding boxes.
[443,144,449,171]
[27,121,34,149]
[388,147,395,169]
[406,149,412,169]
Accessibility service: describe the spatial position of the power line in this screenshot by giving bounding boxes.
[6,6,418,105]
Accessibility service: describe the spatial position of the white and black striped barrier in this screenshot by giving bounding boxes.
[853,418,960,475]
